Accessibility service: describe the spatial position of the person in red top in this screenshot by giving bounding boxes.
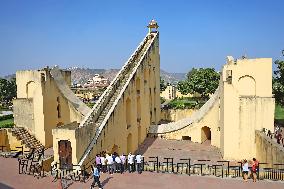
[251,158,259,182]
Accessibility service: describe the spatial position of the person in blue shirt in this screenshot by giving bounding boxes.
[90,165,103,189]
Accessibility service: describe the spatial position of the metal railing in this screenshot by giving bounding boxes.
[143,157,284,181]
[77,33,158,166]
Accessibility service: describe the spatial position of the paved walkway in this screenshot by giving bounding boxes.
[1,157,284,189]
[137,138,223,162]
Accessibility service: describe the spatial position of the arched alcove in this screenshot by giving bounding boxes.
[126,98,132,128]
[56,97,61,118]
[144,69,148,84]
[238,75,256,96]
[26,81,36,98]
[138,126,141,145]
[136,77,141,92]
[127,133,132,153]
[201,126,211,143]
[137,96,141,120]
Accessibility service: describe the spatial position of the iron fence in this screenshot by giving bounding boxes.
[3,146,282,188]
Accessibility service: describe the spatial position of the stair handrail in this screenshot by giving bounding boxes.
[77,33,158,165]
[79,35,150,128]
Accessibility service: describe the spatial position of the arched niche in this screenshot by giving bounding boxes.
[126,98,132,128]
[26,81,36,98]
[127,133,132,153]
[201,126,211,144]
[238,75,256,96]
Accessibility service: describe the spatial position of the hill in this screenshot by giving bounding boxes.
[69,67,186,85]
[2,67,186,85]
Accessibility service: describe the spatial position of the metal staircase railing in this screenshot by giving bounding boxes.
[77,32,158,166]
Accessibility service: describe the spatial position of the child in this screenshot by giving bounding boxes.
[251,158,259,182]
[242,159,249,182]
[90,165,103,189]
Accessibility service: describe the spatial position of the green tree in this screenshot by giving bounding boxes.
[186,68,198,80]
[160,77,167,92]
[177,80,192,95]
[0,78,8,104]
[273,60,284,106]
[0,78,16,107]
[187,68,219,99]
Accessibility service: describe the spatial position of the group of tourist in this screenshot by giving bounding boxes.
[90,152,260,188]
[266,126,284,147]
[90,152,143,189]
[242,158,259,182]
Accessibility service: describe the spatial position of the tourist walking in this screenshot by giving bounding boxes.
[242,159,249,182]
[120,153,126,173]
[90,165,103,189]
[127,152,134,173]
[135,153,143,174]
[251,158,259,182]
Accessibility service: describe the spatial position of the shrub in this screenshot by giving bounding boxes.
[0,114,13,121]
[0,122,14,128]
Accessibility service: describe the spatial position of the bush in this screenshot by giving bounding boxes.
[86,102,95,108]
[0,122,14,128]
[168,99,196,109]
[167,97,207,110]
[0,114,13,121]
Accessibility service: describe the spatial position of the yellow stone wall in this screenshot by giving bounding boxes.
[6,129,29,152]
[53,33,160,165]
[156,57,275,161]
[220,57,274,160]
[160,93,220,148]
[160,85,176,100]
[52,122,78,164]
[13,68,85,148]
[256,131,284,166]
[0,129,10,151]
[161,109,196,122]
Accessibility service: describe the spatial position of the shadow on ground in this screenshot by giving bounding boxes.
[102,176,113,186]
[136,137,157,155]
[0,183,14,189]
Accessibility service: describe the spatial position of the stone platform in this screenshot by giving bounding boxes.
[137,138,223,162]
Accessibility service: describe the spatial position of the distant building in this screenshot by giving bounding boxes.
[83,74,110,88]
[160,84,201,100]
[160,85,176,100]
[176,90,201,98]
[71,88,101,101]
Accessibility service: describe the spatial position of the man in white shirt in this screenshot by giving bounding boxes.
[135,153,143,174]
[115,156,122,174]
[127,152,134,173]
[106,154,114,174]
[100,155,106,173]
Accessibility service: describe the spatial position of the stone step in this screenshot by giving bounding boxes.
[11,127,45,154]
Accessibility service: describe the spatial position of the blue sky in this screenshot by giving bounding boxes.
[0,0,283,76]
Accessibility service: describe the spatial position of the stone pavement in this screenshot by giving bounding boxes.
[137,138,223,163]
[1,157,284,189]
[71,172,284,189]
